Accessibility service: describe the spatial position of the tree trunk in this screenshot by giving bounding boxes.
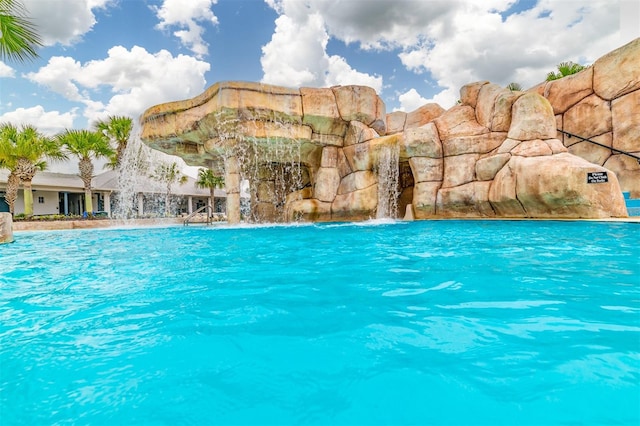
[5,172,19,215]
[210,188,215,212]
[23,179,33,216]
[79,157,94,214]
[85,189,93,214]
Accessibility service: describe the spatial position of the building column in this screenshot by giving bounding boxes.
[188,196,193,214]
[137,193,144,217]
[63,192,69,215]
[225,154,241,224]
[104,192,111,216]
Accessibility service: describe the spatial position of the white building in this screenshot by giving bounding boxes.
[0,169,226,217]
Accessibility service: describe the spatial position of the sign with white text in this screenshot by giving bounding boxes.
[587,172,608,184]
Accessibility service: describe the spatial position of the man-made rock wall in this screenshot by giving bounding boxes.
[0,212,13,244]
[531,37,640,198]
[140,41,638,223]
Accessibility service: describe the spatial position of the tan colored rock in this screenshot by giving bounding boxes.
[400,123,442,158]
[567,133,612,165]
[434,105,489,140]
[593,37,640,100]
[475,83,504,129]
[344,120,379,146]
[331,184,378,220]
[511,154,627,218]
[409,157,443,182]
[412,182,440,218]
[311,132,343,147]
[497,138,521,154]
[437,181,494,217]
[405,103,445,129]
[337,171,377,195]
[442,154,480,188]
[603,154,640,195]
[300,87,347,137]
[253,202,277,222]
[507,92,556,140]
[336,148,352,178]
[612,89,640,153]
[286,199,332,222]
[343,136,397,171]
[510,139,553,157]
[321,146,338,168]
[544,67,593,114]
[459,81,489,108]
[313,167,341,202]
[442,132,505,156]
[403,204,415,220]
[476,153,511,181]
[488,161,527,216]
[333,85,386,134]
[563,94,612,139]
[544,138,568,154]
[256,181,275,202]
[491,91,522,132]
[386,111,406,135]
[0,213,13,244]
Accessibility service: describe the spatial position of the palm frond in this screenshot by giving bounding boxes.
[0,0,42,63]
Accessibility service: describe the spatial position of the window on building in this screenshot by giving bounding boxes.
[38,196,45,204]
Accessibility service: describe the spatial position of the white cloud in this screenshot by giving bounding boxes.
[153,0,219,58]
[23,0,112,46]
[397,89,429,113]
[266,0,636,111]
[0,62,15,78]
[0,106,76,136]
[261,11,382,92]
[25,46,210,126]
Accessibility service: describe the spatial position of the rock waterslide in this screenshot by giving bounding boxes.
[140,40,639,224]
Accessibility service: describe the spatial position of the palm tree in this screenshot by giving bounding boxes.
[94,115,133,169]
[151,161,188,215]
[0,123,66,216]
[506,82,522,91]
[0,0,42,63]
[57,129,114,215]
[0,123,20,214]
[546,61,586,81]
[196,168,224,212]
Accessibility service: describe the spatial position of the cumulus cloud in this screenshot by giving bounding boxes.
[397,89,429,113]
[23,0,112,46]
[0,106,77,136]
[261,10,382,92]
[153,0,219,58]
[265,0,636,110]
[0,62,15,78]
[26,46,210,125]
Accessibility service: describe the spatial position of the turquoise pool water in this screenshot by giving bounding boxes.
[1,220,639,425]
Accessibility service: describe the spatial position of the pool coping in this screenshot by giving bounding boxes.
[10,216,640,232]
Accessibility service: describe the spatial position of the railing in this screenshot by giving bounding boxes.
[183,204,220,226]
[557,129,640,164]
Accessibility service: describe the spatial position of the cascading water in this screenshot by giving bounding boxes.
[233,120,307,223]
[112,122,179,220]
[375,144,400,219]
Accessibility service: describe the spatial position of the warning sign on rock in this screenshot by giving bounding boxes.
[587,172,608,184]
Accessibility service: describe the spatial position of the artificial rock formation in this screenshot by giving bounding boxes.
[532,37,640,197]
[140,40,639,223]
[0,212,13,244]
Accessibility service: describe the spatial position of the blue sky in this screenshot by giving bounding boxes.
[1,0,638,139]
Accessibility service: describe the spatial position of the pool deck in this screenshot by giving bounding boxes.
[10,216,640,232]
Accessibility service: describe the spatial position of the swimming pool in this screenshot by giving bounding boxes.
[1,220,639,425]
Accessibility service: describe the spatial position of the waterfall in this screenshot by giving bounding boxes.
[111,122,171,220]
[375,144,400,219]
